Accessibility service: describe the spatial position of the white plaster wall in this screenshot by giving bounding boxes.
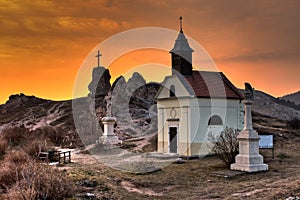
[190,98,243,141]
[156,76,191,99]
[189,98,243,155]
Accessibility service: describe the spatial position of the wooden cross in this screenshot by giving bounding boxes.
[95,50,102,67]
[179,16,183,32]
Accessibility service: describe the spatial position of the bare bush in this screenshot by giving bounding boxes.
[208,127,240,168]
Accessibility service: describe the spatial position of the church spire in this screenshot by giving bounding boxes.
[170,16,194,76]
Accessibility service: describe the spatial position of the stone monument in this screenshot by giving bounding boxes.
[231,83,268,172]
[100,92,122,144]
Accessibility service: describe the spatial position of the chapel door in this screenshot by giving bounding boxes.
[169,127,178,153]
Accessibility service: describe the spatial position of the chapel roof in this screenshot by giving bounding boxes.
[181,71,244,100]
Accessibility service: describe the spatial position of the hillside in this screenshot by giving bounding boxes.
[281,91,300,105]
[250,90,300,121]
[0,94,75,132]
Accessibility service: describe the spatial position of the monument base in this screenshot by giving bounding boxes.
[100,135,122,145]
[231,163,268,172]
[100,116,122,145]
[231,129,268,172]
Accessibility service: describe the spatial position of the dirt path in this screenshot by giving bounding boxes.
[124,133,156,152]
[120,180,163,196]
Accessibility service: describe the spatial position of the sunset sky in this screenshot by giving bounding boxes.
[1,0,300,104]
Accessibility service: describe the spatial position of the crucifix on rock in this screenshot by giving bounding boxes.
[95,50,102,67]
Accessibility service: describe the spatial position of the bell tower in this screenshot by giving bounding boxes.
[170,16,194,76]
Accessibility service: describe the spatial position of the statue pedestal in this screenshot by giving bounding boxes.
[100,117,122,145]
[231,129,268,172]
[231,100,268,172]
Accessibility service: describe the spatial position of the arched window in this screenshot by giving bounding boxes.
[208,115,223,126]
[170,85,175,97]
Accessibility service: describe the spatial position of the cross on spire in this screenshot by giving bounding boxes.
[95,50,102,67]
[179,16,183,33]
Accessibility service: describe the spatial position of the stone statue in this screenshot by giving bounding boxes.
[105,92,112,117]
[244,82,254,101]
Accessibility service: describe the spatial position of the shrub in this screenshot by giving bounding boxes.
[0,151,29,192]
[14,160,74,200]
[35,126,64,146]
[1,125,31,147]
[6,150,29,165]
[208,127,240,168]
[23,140,48,159]
[0,140,8,159]
[288,118,300,129]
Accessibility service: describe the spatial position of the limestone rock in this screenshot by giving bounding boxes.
[126,72,146,95]
[88,67,111,97]
[111,76,130,124]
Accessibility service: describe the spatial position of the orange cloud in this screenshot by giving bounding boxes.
[0,0,299,104]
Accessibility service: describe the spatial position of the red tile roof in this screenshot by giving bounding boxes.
[183,71,243,99]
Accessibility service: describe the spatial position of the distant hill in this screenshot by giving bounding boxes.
[280,91,300,105]
[250,90,300,121]
[0,93,74,131]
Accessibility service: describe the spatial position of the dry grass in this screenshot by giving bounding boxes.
[0,151,30,193]
[0,150,74,200]
[61,113,300,199]
[1,112,299,199]
[11,160,74,200]
[0,161,17,192]
[65,149,300,199]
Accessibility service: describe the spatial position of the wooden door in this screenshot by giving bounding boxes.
[169,127,177,153]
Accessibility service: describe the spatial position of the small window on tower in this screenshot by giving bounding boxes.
[208,115,223,126]
[170,85,175,97]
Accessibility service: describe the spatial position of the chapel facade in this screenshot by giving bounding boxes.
[155,20,244,156]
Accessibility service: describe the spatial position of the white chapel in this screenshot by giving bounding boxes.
[155,19,244,157]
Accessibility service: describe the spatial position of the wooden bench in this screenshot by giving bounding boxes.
[58,151,71,165]
[38,145,49,162]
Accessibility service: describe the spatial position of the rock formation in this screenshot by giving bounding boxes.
[88,67,111,97]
